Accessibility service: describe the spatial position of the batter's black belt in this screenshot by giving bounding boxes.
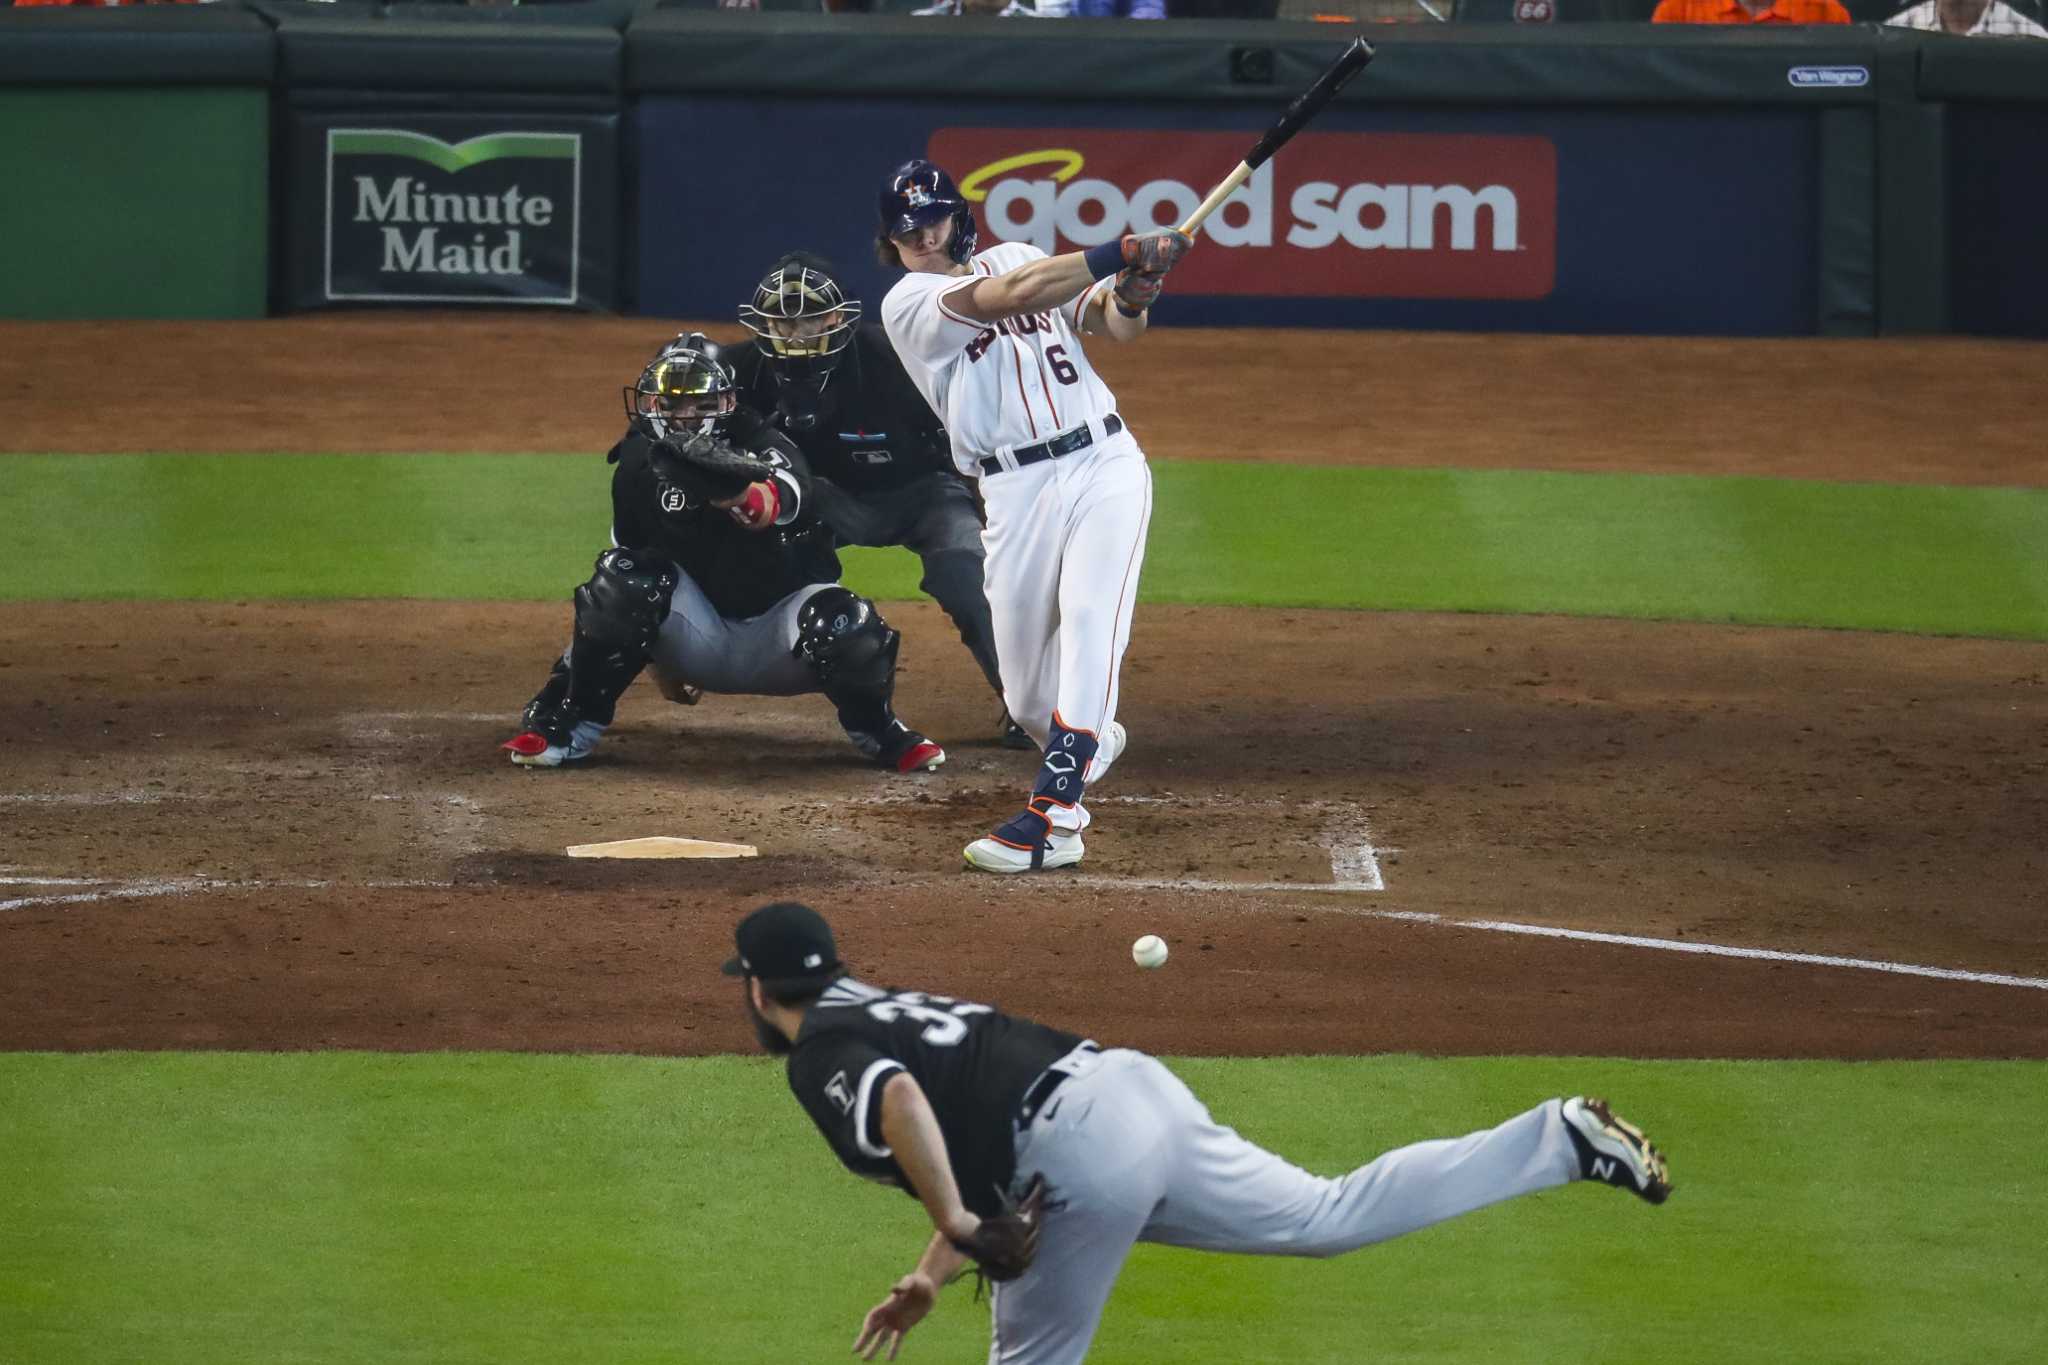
[1015,1041,1102,1131]
[979,414,1122,479]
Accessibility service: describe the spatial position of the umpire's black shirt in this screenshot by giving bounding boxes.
[607,407,842,621]
[788,977,1088,1217]
[727,323,952,495]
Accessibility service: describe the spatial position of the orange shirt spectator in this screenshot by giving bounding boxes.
[1652,0,1851,20]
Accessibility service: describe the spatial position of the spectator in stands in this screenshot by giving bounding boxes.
[1651,0,1848,20]
[1886,0,2048,34]
[911,0,1074,13]
[1075,0,1168,14]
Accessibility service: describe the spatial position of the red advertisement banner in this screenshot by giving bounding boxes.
[928,129,1557,300]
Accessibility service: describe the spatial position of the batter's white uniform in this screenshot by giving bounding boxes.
[883,243,1150,831]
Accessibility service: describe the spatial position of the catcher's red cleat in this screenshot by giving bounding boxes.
[503,731,551,758]
[894,738,947,774]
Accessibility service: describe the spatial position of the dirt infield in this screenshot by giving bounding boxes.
[3,318,2045,1060]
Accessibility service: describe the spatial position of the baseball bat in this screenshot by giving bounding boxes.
[1176,37,1377,240]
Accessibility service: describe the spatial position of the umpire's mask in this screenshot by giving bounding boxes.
[739,252,861,432]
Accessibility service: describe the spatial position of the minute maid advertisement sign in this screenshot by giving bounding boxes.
[323,128,584,304]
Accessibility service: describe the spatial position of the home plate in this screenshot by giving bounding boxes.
[565,837,759,860]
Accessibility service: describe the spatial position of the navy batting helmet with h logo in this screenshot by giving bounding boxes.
[876,160,978,268]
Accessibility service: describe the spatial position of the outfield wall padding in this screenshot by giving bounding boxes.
[2,11,2045,333]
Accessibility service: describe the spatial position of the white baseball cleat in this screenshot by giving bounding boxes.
[1088,721,1127,787]
[964,830,1085,874]
[502,719,605,768]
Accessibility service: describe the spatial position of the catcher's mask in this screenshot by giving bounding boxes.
[624,333,737,442]
[738,252,862,432]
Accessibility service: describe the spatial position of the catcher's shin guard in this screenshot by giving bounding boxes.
[794,588,944,772]
[794,587,901,738]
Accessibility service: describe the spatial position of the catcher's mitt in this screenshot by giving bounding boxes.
[649,430,768,504]
[949,1176,1046,1283]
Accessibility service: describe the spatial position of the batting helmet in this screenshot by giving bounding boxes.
[876,160,978,268]
[623,333,737,443]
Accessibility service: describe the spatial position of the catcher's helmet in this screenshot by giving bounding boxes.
[877,159,977,268]
[624,333,737,442]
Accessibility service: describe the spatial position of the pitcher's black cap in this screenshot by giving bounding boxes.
[722,901,845,983]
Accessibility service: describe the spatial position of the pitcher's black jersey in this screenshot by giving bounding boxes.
[606,408,842,620]
[787,978,1088,1217]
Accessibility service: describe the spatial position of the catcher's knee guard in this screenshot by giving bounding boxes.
[794,587,901,735]
[794,587,900,695]
[574,548,679,653]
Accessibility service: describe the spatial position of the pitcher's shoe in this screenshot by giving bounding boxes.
[850,720,946,774]
[964,798,1084,873]
[503,718,605,768]
[1562,1097,1672,1205]
[1089,721,1127,787]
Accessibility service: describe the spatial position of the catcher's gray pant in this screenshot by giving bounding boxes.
[988,1049,1580,1365]
[812,474,1004,696]
[646,574,831,697]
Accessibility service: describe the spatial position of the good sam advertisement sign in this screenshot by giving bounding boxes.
[927,129,1557,300]
[320,127,586,305]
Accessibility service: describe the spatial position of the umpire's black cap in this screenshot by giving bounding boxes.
[722,901,845,983]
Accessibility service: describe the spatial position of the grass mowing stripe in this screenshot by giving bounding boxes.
[3,1053,2044,1364]
[5,455,2045,638]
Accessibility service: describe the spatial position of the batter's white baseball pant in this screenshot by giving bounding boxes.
[978,427,1152,784]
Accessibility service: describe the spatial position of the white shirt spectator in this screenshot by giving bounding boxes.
[1886,0,2048,35]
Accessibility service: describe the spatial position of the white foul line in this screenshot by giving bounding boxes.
[0,876,448,913]
[1364,910,2048,991]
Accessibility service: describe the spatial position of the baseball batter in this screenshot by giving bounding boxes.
[726,901,1674,1365]
[876,159,1193,874]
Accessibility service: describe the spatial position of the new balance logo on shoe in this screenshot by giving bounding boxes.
[1561,1096,1672,1206]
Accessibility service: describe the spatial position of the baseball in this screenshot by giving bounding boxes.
[1131,934,1170,969]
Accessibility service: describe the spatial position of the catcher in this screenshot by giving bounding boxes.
[501,334,946,775]
[727,901,1673,1364]
[728,250,1031,750]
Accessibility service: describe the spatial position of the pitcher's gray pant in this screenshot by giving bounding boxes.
[988,1050,1580,1365]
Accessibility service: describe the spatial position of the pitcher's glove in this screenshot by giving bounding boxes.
[649,430,766,504]
[949,1176,1047,1283]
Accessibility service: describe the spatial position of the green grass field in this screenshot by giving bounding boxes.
[6,454,2045,637]
[4,1053,2044,1365]
[6,450,2045,1361]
